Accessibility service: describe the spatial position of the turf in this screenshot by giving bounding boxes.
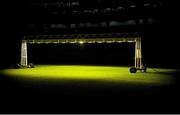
[1,65,178,86]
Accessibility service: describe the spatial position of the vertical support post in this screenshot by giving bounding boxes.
[135,39,137,68]
[20,40,28,66]
[139,37,142,68]
[135,37,142,69]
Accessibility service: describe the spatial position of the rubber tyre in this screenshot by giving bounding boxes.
[15,63,21,69]
[130,67,137,73]
[143,66,147,72]
[29,63,35,68]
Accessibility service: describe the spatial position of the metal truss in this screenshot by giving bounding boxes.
[20,32,146,73]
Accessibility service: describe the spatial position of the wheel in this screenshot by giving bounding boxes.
[15,63,21,69]
[142,66,147,72]
[130,67,137,73]
[28,63,35,68]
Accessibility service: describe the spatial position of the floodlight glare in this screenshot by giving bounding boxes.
[79,41,84,44]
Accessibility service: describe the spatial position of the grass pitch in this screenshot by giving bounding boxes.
[0,65,178,86]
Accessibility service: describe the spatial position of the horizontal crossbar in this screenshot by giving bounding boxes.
[26,38,139,44]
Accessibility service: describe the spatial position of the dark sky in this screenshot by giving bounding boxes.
[1,0,179,69]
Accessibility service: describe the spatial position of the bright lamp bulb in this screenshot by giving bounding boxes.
[79,41,84,44]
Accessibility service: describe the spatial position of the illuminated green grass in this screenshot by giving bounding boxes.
[1,65,178,86]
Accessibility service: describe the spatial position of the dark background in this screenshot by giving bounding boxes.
[1,0,179,69]
[0,0,180,113]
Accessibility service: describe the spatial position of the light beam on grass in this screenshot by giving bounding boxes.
[1,65,177,85]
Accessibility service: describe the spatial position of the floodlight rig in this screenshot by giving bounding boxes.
[19,33,146,73]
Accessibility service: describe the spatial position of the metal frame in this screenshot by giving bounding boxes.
[20,33,145,72]
[20,40,28,66]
